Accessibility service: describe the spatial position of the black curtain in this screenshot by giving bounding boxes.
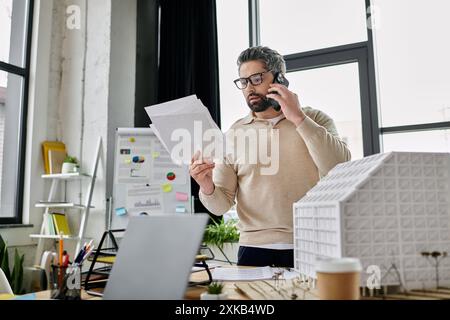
[135,0,159,127]
[158,0,221,216]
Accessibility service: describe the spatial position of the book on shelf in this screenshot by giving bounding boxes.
[51,212,71,236]
[41,141,66,174]
[47,213,56,235]
[48,149,67,174]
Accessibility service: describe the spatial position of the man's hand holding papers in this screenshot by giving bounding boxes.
[190,150,215,195]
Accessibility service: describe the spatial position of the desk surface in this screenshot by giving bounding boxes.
[35,264,450,300]
[34,267,252,300]
[38,267,319,300]
[187,266,319,300]
[34,290,101,300]
[35,266,450,300]
[33,266,317,300]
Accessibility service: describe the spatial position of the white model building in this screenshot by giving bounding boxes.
[293,152,450,290]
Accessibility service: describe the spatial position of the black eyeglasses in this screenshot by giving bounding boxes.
[233,70,272,90]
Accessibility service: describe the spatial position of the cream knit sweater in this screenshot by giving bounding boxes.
[199,107,351,246]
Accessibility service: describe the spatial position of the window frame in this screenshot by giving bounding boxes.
[0,0,34,225]
[250,0,450,155]
[283,43,380,156]
[248,0,381,157]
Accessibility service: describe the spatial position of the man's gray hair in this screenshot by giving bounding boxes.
[237,46,286,74]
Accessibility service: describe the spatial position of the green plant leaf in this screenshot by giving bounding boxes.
[0,234,6,273]
[202,218,239,249]
[11,249,24,294]
[207,281,224,294]
[64,155,78,164]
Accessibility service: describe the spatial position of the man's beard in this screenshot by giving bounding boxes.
[247,93,272,113]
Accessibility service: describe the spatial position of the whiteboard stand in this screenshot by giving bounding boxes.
[191,195,195,214]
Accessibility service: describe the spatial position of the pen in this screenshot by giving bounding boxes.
[80,245,95,264]
[59,236,64,266]
[75,248,86,264]
[58,235,64,288]
[85,239,94,251]
[73,241,89,265]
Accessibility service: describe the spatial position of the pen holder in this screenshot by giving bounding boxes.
[50,264,82,300]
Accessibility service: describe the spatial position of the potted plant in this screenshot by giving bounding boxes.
[200,281,227,300]
[61,155,79,174]
[202,218,239,264]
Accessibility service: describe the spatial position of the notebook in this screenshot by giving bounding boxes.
[42,141,66,174]
[52,213,71,236]
[102,214,209,300]
[48,149,67,174]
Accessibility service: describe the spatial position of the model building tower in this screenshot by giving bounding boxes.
[293,152,450,289]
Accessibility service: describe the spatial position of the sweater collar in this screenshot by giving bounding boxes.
[242,112,286,125]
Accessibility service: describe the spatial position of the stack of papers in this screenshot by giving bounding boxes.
[145,95,224,165]
[211,267,301,281]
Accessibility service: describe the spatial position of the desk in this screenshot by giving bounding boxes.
[31,267,245,300]
[35,266,450,300]
[33,289,101,300]
[188,266,319,300]
[187,268,249,300]
[33,266,317,300]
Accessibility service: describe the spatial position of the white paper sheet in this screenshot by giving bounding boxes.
[211,267,301,281]
[145,95,224,165]
[212,267,274,281]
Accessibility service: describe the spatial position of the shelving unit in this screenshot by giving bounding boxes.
[31,137,102,265]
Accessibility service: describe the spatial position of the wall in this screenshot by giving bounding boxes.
[58,0,111,255]
[105,0,136,227]
[1,0,136,266]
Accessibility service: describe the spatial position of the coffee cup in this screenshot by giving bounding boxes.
[315,257,362,300]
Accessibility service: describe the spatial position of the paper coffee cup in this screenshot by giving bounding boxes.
[316,257,362,300]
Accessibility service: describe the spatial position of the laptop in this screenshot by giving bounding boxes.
[102,214,209,300]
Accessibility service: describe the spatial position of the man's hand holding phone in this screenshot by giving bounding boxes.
[190,150,215,196]
[266,83,306,127]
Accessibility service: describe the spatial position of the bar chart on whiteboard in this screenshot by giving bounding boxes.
[111,128,192,230]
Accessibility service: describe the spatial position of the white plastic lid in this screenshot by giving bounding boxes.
[315,257,362,273]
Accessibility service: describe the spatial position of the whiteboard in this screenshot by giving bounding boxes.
[111,128,192,229]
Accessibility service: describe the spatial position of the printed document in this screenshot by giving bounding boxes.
[145,95,224,165]
[212,267,301,281]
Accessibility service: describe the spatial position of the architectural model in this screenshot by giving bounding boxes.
[294,152,450,289]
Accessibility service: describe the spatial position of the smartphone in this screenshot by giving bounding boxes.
[268,72,289,111]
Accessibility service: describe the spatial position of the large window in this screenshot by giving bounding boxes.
[259,0,368,54]
[287,63,364,159]
[383,130,450,153]
[216,0,249,131]
[217,0,379,159]
[257,0,377,159]
[372,0,450,151]
[0,0,33,224]
[217,0,448,159]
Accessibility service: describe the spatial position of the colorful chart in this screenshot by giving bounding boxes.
[167,172,176,181]
[132,156,145,163]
